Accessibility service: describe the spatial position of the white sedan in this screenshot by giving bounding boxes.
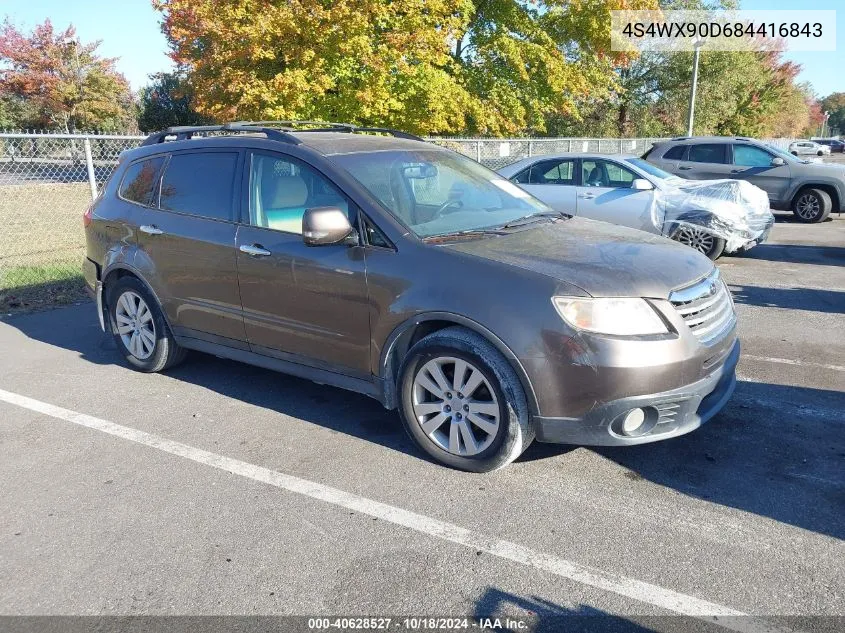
[788,140,831,157]
[498,153,774,260]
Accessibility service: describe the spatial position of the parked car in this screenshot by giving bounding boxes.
[497,153,773,260]
[812,138,845,154]
[788,140,831,157]
[84,122,739,472]
[645,136,845,223]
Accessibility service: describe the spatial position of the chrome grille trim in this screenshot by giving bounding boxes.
[669,270,736,345]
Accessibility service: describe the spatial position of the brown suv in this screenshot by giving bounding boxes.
[83,122,739,471]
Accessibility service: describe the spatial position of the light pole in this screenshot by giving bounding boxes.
[686,38,705,137]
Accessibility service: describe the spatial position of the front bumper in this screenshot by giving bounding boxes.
[534,339,739,446]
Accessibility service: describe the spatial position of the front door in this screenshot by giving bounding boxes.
[730,143,792,207]
[235,151,371,376]
[575,159,658,232]
[132,149,246,345]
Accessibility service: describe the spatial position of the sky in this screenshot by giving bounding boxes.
[1,0,842,99]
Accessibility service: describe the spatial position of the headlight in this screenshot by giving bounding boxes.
[552,297,668,336]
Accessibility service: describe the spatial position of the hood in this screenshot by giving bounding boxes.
[795,161,845,176]
[440,217,713,299]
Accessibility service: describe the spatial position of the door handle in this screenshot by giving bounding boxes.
[239,244,271,257]
[730,169,744,173]
[678,166,692,171]
[578,193,595,199]
[139,224,164,235]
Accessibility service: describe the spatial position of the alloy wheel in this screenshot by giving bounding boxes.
[796,194,820,220]
[676,227,715,255]
[115,291,156,360]
[411,356,500,457]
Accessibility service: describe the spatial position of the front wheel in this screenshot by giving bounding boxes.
[106,276,186,372]
[673,227,726,260]
[792,188,831,223]
[398,327,534,472]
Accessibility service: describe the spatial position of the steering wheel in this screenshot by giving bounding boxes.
[434,199,463,218]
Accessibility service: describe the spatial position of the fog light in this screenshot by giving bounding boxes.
[621,408,646,435]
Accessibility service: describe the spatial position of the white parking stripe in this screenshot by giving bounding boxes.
[742,354,845,373]
[0,388,789,633]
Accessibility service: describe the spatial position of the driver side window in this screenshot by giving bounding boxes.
[248,153,349,234]
[581,160,636,188]
[733,145,773,167]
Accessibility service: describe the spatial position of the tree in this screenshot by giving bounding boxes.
[138,72,211,132]
[820,92,845,136]
[153,0,656,136]
[0,19,134,132]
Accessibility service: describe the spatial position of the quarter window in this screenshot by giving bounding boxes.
[248,154,350,234]
[733,145,773,167]
[663,145,688,160]
[160,152,238,220]
[119,157,165,206]
[688,144,729,164]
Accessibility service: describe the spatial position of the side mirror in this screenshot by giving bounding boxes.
[302,207,358,247]
[630,178,653,191]
[771,157,786,166]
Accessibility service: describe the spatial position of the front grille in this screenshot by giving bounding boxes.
[670,270,736,345]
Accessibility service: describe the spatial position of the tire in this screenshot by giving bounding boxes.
[397,327,534,472]
[672,227,726,260]
[817,151,824,156]
[792,188,832,223]
[106,276,186,372]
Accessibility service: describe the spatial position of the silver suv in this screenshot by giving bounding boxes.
[645,136,845,223]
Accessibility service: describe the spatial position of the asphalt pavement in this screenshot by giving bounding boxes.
[0,212,843,633]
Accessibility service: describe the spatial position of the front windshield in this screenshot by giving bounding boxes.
[331,149,553,238]
[766,144,805,163]
[624,157,678,180]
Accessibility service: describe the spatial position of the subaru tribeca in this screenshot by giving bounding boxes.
[83,122,739,472]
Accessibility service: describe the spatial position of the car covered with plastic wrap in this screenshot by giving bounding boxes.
[498,153,775,259]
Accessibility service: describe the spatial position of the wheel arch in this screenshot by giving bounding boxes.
[101,263,174,334]
[791,184,839,212]
[379,312,540,416]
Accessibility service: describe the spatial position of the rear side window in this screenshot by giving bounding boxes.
[528,159,576,185]
[160,152,238,221]
[119,157,165,206]
[663,145,687,160]
[688,144,728,164]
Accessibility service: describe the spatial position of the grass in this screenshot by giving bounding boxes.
[0,264,87,313]
[0,182,91,312]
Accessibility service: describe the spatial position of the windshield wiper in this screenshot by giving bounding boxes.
[499,211,564,229]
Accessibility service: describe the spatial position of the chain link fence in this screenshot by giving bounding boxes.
[0,133,145,309]
[0,131,816,310]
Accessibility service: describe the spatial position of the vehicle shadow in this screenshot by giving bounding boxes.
[736,243,845,266]
[522,380,845,541]
[5,304,845,540]
[727,283,845,313]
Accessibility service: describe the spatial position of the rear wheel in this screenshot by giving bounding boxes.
[106,276,186,372]
[398,327,533,472]
[792,188,831,223]
[673,227,726,260]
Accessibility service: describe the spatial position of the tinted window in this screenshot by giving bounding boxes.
[249,153,349,234]
[688,144,728,164]
[663,145,687,160]
[733,144,773,167]
[119,157,165,206]
[160,152,238,220]
[527,159,575,185]
[582,159,637,188]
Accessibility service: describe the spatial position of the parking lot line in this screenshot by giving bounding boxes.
[741,354,845,373]
[0,387,794,633]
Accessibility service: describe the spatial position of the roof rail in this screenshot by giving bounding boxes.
[140,123,303,147]
[235,120,426,141]
[141,120,426,147]
[670,136,690,141]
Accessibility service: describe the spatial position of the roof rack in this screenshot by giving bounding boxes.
[236,120,426,141]
[140,123,303,147]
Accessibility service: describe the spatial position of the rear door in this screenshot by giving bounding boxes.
[235,150,371,376]
[575,159,657,232]
[132,149,246,346]
[510,158,578,214]
[650,144,688,174]
[677,143,733,180]
[730,143,791,206]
